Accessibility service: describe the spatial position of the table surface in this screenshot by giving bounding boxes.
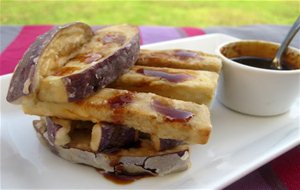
[1,24,299,190]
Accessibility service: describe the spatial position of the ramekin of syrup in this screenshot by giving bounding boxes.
[216,40,300,116]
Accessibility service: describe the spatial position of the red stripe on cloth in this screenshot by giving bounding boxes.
[181,27,205,37]
[0,25,53,75]
[270,147,300,190]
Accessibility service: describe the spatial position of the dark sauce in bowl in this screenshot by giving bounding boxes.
[231,56,291,70]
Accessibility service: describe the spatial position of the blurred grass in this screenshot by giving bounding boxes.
[1,0,299,26]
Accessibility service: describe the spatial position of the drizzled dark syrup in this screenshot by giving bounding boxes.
[174,50,200,60]
[71,53,102,64]
[102,172,136,184]
[96,170,152,185]
[231,56,290,70]
[54,53,102,76]
[108,92,134,109]
[136,68,193,83]
[54,67,79,76]
[151,99,194,122]
[102,34,126,45]
[96,155,152,185]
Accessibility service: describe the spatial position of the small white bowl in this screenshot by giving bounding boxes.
[216,40,300,116]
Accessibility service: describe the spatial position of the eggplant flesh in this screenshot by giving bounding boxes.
[99,123,138,153]
[6,23,140,103]
[45,117,71,146]
[22,88,212,145]
[44,117,183,153]
[45,118,139,152]
[39,24,140,102]
[6,22,93,103]
[159,139,183,151]
[33,120,190,176]
[137,49,222,73]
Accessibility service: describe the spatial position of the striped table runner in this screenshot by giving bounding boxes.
[0,25,299,189]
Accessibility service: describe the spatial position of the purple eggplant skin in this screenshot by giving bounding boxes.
[99,123,138,153]
[64,33,140,102]
[116,150,190,176]
[159,139,183,151]
[6,22,92,103]
[138,131,151,139]
[33,119,190,176]
[45,117,62,144]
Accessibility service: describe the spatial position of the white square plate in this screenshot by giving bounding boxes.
[1,34,299,189]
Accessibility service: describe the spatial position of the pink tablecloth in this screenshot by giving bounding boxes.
[1,25,299,189]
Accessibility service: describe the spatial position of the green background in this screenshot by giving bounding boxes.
[1,0,299,26]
